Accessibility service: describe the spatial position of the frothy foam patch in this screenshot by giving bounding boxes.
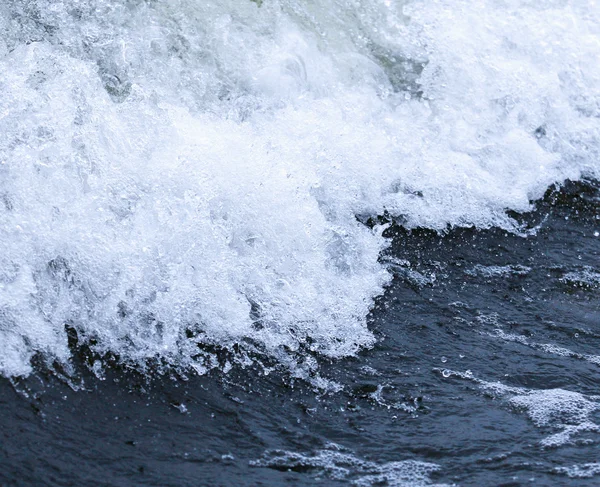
[0,0,599,377]
[561,267,600,289]
[250,445,450,486]
[437,369,600,447]
[555,463,600,478]
[509,390,600,447]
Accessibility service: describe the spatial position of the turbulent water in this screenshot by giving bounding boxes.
[0,0,598,378]
[1,1,600,485]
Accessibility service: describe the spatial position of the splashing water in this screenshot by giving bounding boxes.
[0,0,599,377]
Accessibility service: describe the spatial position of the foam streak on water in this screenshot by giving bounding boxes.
[250,445,450,486]
[0,0,599,376]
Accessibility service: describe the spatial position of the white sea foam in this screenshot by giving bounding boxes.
[555,463,600,478]
[0,0,599,377]
[438,368,600,447]
[561,267,600,289]
[250,446,450,486]
[509,390,600,447]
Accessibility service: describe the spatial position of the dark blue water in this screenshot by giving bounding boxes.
[1,179,599,486]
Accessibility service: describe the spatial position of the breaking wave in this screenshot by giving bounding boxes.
[0,0,599,377]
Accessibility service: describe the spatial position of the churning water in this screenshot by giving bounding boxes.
[1,1,599,486]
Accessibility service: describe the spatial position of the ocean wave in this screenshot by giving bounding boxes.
[0,0,599,377]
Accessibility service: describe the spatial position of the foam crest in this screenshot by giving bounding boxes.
[0,0,599,376]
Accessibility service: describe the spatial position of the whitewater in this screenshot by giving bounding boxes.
[0,0,599,379]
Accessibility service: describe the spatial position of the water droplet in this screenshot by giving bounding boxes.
[442,369,451,378]
[594,231,599,237]
[575,333,579,338]
[441,356,447,363]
